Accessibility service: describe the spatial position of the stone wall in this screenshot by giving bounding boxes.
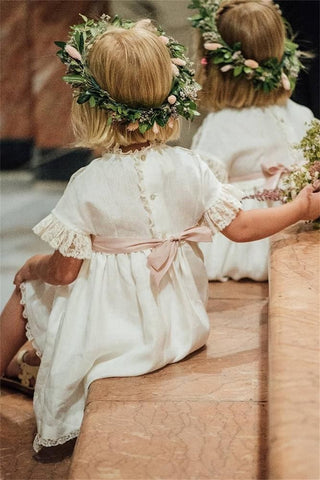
[0,1,109,177]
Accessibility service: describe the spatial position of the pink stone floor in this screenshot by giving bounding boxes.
[0,280,268,480]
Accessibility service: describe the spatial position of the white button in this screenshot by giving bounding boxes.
[150,194,156,200]
[141,154,146,161]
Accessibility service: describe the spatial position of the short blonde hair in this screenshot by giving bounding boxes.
[196,0,291,111]
[72,20,180,152]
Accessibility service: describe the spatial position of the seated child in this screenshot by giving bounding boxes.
[190,0,315,281]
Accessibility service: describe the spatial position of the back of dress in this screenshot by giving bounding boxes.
[50,144,233,240]
[28,144,243,451]
[191,100,314,281]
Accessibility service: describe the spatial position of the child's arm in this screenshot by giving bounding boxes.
[14,251,83,288]
[222,185,320,242]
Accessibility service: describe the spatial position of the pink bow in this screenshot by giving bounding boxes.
[261,161,290,190]
[147,225,212,286]
[92,225,212,288]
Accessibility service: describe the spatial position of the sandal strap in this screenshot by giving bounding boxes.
[16,350,39,388]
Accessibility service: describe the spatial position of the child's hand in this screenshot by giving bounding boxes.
[294,185,320,221]
[14,255,44,289]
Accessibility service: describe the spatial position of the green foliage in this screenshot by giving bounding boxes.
[295,119,320,164]
[280,120,320,204]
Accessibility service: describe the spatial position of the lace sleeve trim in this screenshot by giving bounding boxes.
[201,184,243,233]
[33,213,92,259]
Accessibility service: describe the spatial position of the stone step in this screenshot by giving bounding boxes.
[69,280,268,480]
[268,222,320,479]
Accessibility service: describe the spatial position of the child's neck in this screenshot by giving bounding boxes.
[120,141,150,153]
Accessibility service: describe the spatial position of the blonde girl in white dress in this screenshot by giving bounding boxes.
[1,15,319,452]
[190,0,314,281]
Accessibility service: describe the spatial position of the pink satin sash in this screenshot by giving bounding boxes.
[229,172,262,183]
[92,225,212,287]
[230,162,290,190]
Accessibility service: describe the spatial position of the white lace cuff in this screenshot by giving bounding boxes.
[202,184,243,233]
[33,213,92,259]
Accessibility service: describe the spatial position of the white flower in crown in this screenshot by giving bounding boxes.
[168,95,177,105]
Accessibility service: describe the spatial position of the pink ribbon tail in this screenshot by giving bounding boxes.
[261,161,290,190]
[147,225,212,287]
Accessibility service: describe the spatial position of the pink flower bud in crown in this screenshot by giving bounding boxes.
[65,45,82,61]
[281,72,291,91]
[168,95,177,105]
[152,122,160,134]
[171,57,186,66]
[204,42,222,51]
[168,117,175,129]
[201,57,208,66]
[171,63,180,76]
[220,64,233,72]
[127,122,139,132]
[159,36,169,45]
[244,59,259,69]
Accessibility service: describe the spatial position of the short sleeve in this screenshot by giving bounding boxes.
[196,151,228,183]
[198,158,243,233]
[32,168,92,259]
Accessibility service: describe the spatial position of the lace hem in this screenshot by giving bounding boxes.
[19,282,42,358]
[33,429,80,452]
[33,213,92,259]
[202,183,243,233]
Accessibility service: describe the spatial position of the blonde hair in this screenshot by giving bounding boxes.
[196,0,291,111]
[72,20,180,152]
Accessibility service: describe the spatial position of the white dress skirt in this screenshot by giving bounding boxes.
[20,145,243,451]
[192,100,314,281]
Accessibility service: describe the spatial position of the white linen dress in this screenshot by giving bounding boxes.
[21,145,242,451]
[192,100,314,281]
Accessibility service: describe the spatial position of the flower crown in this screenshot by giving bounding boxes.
[188,0,303,92]
[55,14,200,134]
